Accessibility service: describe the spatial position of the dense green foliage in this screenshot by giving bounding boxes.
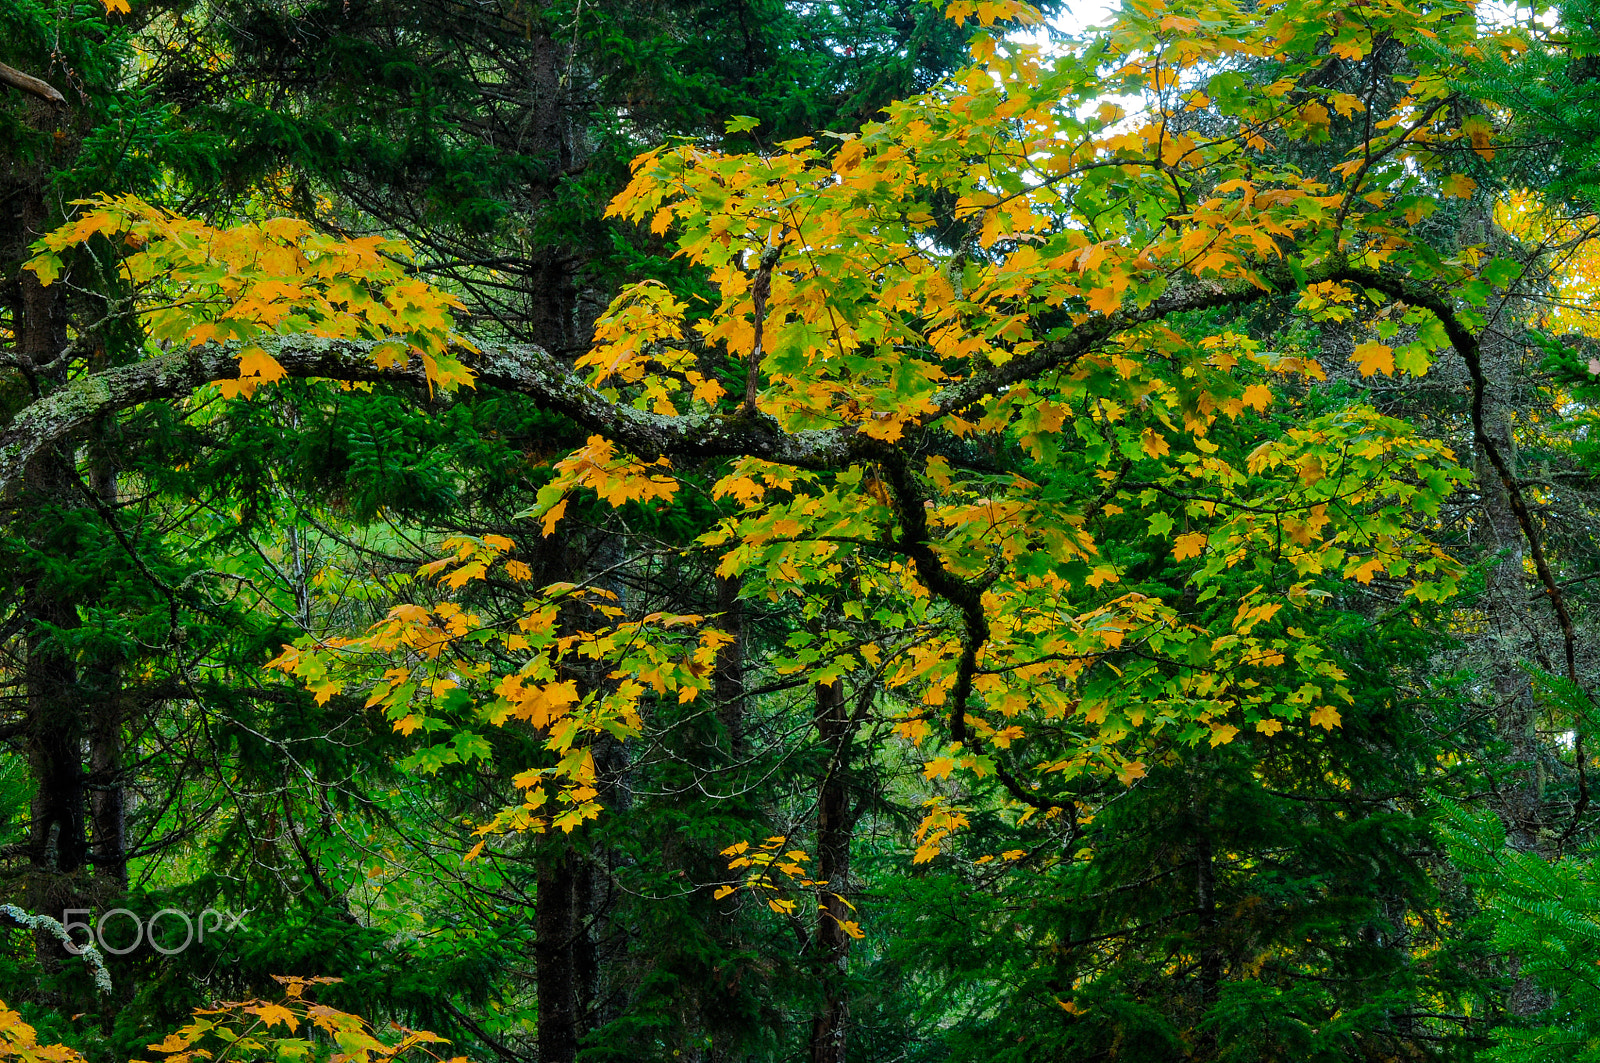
[9,1,1600,1063]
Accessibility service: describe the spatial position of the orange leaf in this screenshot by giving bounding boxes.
[1241,384,1273,412]
[237,345,287,383]
[1172,532,1207,561]
[247,1003,298,1031]
[1086,286,1120,315]
[1353,342,1394,377]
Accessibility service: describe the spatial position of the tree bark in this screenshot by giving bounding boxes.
[537,843,584,1063]
[809,680,853,1063]
[14,186,90,965]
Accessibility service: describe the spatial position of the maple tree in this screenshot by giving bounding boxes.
[8,0,1536,875]
[192,0,1500,846]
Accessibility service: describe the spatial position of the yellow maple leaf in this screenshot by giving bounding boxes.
[1310,705,1342,730]
[102,0,131,12]
[1172,531,1207,561]
[147,1035,195,1053]
[1208,723,1240,747]
[1140,428,1170,458]
[540,498,568,537]
[1256,718,1284,735]
[1353,342,1394,377]
[237,345,287,383]
[1241,383,1273,411]
[1329,93,1365,118]
[247,1003,298,1031]
[1441,173,1478,199]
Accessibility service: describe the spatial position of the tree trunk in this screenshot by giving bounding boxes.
[537,843,584,1063]
[809,680,852,1063]
[15,185,91,964]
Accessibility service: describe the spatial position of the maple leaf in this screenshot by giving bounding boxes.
[1330,36,1367,60]
[246,1004,298,1031]
[1241,384,1273,412]
[1086,286,1120,315]
[540,499,568,537]
[1353,342,1395,377]
[1329,93,1365,118]
[1208,723,1240,747]
[1310,705,1342,730]
[1172,532,1207,561]
[1348,556,1386,584]
[147,1035,195,1053]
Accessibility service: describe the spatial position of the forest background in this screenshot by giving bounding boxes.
[7,0,1600,1060]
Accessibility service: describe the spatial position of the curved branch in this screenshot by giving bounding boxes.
[876,454,990,747]
[0,335,872,498]
[2,270,1283,498]
[1332,262,1580,688]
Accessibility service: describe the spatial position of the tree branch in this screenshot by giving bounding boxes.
[1331,261,1581,689]
[0,60,66,105]
[0,335,873,498]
